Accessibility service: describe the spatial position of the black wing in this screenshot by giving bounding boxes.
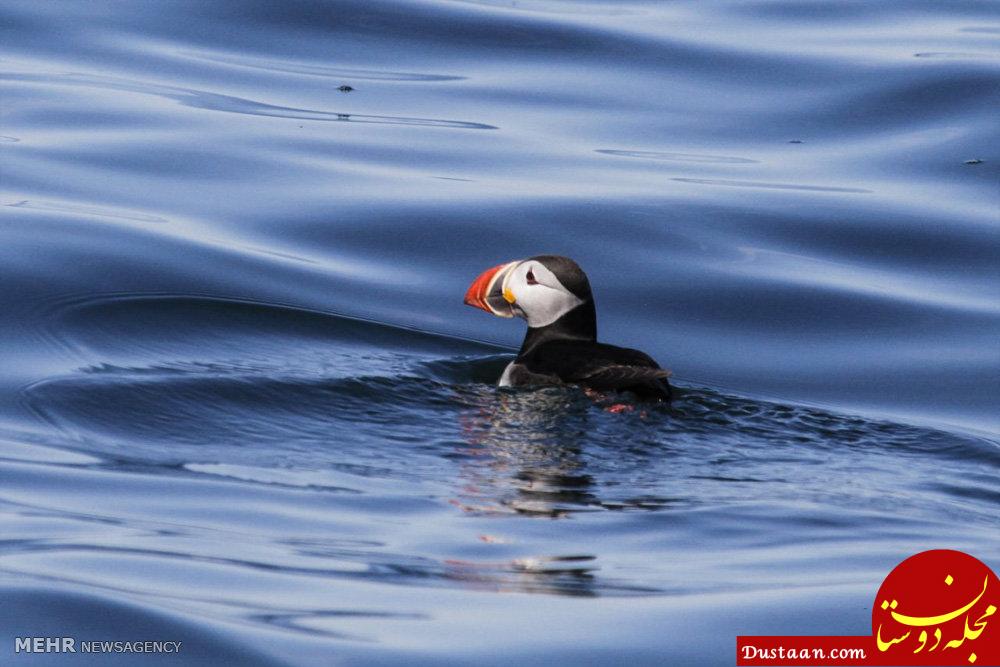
[520,340,672,400]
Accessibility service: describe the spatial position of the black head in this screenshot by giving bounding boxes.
[527,255,593,302]
[464,254,597,344]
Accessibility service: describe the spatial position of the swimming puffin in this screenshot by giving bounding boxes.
[464,255,672,400]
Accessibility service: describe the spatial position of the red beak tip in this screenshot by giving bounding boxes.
[464,263,508,314]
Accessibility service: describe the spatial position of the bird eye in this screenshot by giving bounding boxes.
[526,269,538,285]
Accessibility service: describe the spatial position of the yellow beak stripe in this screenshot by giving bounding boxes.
[503,286,516,304]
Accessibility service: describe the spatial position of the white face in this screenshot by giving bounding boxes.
[501,259,584,328]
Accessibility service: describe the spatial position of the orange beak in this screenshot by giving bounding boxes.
[464,261,517,317]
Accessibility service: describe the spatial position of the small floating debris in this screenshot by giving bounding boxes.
[338,85,354,92]
[788,139,804,144]
[964,158,983,165]
[512,555,596,573]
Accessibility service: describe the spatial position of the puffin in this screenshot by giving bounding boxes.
[464,255,672,400]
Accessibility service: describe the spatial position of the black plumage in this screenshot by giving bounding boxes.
[507,339,672,399]
[504,256,672,400]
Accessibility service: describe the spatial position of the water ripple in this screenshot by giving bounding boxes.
[2,72,497,130]
[596,149,759,164]
[671,177,871,193]
[5,199,168,224]
[186,51,466,82]
[914,52,1000,60]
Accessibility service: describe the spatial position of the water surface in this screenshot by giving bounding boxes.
[1,1,998,665]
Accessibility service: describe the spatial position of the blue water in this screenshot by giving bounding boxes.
[1,1,999,664]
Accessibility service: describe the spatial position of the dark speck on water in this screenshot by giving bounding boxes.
[0,1,998,665]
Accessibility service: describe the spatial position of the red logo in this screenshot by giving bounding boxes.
[873,549,999,665]
[738,549,1000,666]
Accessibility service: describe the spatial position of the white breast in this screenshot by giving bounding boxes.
[498,361,516,387]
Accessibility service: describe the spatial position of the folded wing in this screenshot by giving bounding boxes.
[520,340,672,400]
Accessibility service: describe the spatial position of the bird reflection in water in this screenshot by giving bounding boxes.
[441,385,665,597]
[448,386,600,595]
[453,386,600,518]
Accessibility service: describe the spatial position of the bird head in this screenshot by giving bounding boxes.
[464,255,592,328]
